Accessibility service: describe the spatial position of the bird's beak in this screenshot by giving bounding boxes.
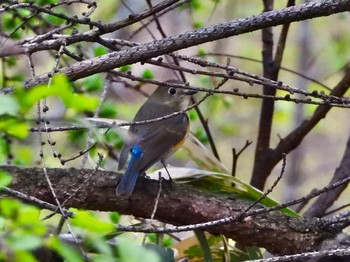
[183,89,197,95]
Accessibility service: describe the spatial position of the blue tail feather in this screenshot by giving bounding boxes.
[115,169,139,196]
[116,145,143,196]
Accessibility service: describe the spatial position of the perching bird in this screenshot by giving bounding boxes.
[116,80,195,196]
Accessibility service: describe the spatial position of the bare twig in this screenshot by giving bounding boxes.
[1,187,73,217]
[231,140,252,177]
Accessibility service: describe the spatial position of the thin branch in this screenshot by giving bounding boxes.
[236,153,287,220]
[1,187,73,217]
[203,52,331,91]
[231,140,252,177]
[249,247,350,262]
[6,0,348,89]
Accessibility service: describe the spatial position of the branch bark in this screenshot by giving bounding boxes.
[251,0,276,190]
[1,165,343,256]
[251,0,295,190]
[10,0,350,89]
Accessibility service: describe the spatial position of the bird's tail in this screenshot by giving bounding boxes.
[115,169,139,196]
[116,145,143,196]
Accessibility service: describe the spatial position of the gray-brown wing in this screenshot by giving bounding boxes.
[118,142,132,171]
[126,114,189,174]
[118,99,169,171]
[118,93,189,170]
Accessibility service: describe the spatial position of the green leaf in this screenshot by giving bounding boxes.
[193,21,203,29]
[44,12,65,25]
[67,129,87,144]
[162,237,173,248]
[83,75,104,92]
[90,254,115,262]
[181,135,299,215]
[17,205,41,225]
[12,145,34,166]
[8,234,42,251]
[198,49,206,56]
[94,47,108,57]
[245,246,263,259]
[194,128,209,143]
[142,69,154,80]
[65,93,99,112]
[188,110,197,121]
[0,95,20,116]
[17,74,99,113]
[147,234,173,248]
[0,118,29,139]
[46,236,84,262]
[5,56,18,67]
[184,172,300,217]
[0,170,12,188]
[51,75,99,112]
[194,231,213,262]
[0,137,8,163]
[71,210,114,233]
[147,233,157,244]
[0,198,20,219]
[190,0,202,10]
[143,243,174,262]
[105,130,124,149]
[87,235,113,257]
[99,101,118,118]
[118,237,161,262]
[3,13,21,31]
[10,73,25,82]
[14,251,38,262]
[18,8,31,17]
[184,242,203,259]
[108,212,121,224]
[0,199,45,236]
[119,65,132,72]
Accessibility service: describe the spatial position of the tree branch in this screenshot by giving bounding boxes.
[10,0,350,89]
[251,0,276,190]
[1,165,345,256]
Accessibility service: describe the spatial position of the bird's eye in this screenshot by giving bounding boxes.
[168,88,177,95]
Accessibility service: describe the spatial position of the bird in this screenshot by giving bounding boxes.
[116,79,196,196]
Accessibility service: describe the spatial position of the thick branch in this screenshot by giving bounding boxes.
[251,0,276,190]
[1,165,339,255]
[251,0,295,190]
[17,0,350,89]
[251,65,350,191]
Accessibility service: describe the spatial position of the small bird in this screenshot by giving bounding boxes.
[116,80,196,196]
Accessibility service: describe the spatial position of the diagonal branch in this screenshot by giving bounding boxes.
[17,0,350,89]
[255,65,350,189]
